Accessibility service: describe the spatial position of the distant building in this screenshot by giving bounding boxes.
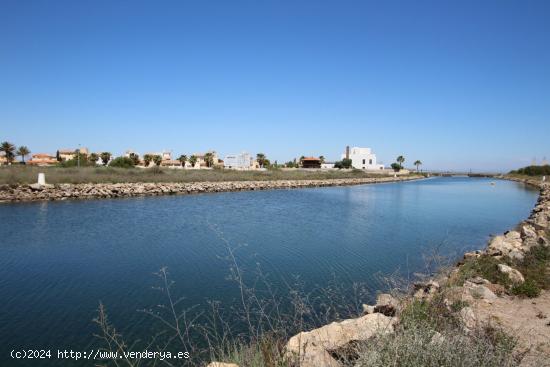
[321,162,335,169]
[301,157,321,169]
[194,151,223,168]
[0,152,7,165]
[341,146,384,170]
[57,147,89,161]
[27,153,57,166]
[224,152,255,170]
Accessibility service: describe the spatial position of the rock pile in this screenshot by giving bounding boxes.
[0,176,420,203]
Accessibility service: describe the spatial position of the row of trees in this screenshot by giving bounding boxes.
[0,141,30,164]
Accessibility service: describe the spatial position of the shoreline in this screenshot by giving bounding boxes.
[0,175,422,203]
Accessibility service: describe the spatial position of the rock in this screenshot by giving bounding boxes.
[463,281,497,301]
[521,224,538,240]
[374,293,399,316]
[508,249,525,261]
[285,313,396,367]
[468,276,490,285]
[497,264,525,284]
[459,306,477,331]
[362,304,375,314]
[206,363,239,367]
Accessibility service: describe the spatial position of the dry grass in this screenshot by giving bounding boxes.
[0,166,397,185]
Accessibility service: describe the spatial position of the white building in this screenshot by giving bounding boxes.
[341,147,384,170]
[224,152,254,170]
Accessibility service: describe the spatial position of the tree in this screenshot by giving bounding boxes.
[342,158,352,169]
[152,155,162,166]
[299,156,305,166]
[256,153,266,168]
[16,146,30,164]
[177,155,188,168]
[189,155,198,168]
[204,152,214,167]
[109,156,135,168]
[397,155,405,169]
[100,152,112,166]
[143,154,153,167]
[391,163,401,172]
[89,153,99,165]
[129,153,140,166]
[319,156,326,164]
[414,160,422,172]
[334,158,352,169]
[0,141,16,164]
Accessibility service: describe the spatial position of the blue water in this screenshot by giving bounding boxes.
[0,177,538,365]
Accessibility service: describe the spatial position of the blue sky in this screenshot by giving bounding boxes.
[1,0,549,172]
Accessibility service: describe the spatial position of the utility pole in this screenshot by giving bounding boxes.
[77,144,81,168]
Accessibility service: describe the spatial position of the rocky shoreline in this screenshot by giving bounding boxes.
[0,175,421,203]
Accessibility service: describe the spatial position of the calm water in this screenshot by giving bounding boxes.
[0,177,538,365]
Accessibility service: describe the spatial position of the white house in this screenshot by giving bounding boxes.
[224,152,254,170]
[341,146,384,170]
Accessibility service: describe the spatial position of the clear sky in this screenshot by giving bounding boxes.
[1,0,549,172]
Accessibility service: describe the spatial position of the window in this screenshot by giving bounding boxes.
[369,159,372,164]
[362,159,365,164]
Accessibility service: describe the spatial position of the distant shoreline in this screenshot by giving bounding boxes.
[0,175,422,203]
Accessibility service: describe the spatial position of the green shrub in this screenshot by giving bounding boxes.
[455,255,512,288]
[511,279,541,298]
[108,157,135,168]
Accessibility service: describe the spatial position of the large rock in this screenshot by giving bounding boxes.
[497,264,525,284]
[285,313,396,367]
[459,306,477,331]
[374,293,399,316]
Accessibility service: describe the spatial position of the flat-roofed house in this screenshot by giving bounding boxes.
[28,153,58,166]
[0,152,7,165]
[341,146,384,170]
[224,152,255,170]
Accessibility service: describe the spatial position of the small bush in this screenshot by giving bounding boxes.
[454,255,512,288]
[108,157,135,168]
[511,279,541,298]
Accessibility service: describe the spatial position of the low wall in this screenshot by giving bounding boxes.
[0,175,422,203]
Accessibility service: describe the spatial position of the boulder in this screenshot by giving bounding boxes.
[285,313,396,367]
[463,281,497,301]
[374,293,399,316]
[497,264,525,284]
[362,304,375,314]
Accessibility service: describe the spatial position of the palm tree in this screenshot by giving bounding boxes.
[189,155,198,168]
[396,155,405,169]
[319,156,326,164]
[204,152,214,167]
[414,160,422,172]
[143,154,153,167]
[256,153,266,168]
[89,153,99,165]
[16,146,30,164]
[0,141,16,164]
[177,154,188,168]
[100,152,112,166]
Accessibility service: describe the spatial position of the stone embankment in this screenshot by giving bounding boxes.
[0,176,421,203]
